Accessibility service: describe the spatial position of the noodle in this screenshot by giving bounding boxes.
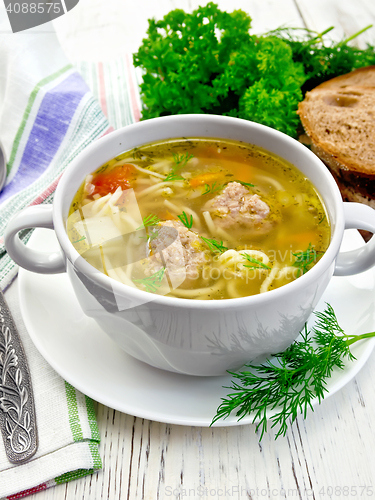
[215,226,236,244]
[131,164,166,179]
[260,265,280,294]
[202,212,235,243]
[148,159,171,172]
[255,175,285,192]
[107,188,124,230]
[89,193,111,215]
[119,212,141,231]
[218,249,243,266]
[202,211,217,235]
[181,207,202,228]
[136,181,184,199]
[161,199,202,230]
[125,263,134,278]
[104,249,137,288]
[185,190,204,199]
[239,250,270,265]
[168,282,223,298]
[133,178,158,185]
[163,199,180,212]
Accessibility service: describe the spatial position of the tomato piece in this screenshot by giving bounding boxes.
[92,164,134,197]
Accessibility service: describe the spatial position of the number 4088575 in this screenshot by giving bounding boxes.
[6,3,62,14]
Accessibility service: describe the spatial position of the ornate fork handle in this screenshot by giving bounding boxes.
[0,290,38,463]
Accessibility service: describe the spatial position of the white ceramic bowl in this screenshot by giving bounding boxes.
[5,115,375,376]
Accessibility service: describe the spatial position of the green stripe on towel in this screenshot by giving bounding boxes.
[64,381,84,442]
[54,468,96,485]
[64,384,102,470]
[88,441,102,469]
[85,395,100,443]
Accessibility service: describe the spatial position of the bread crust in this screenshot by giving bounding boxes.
[311,65,375,90]
[311,143,375,201]
[298,67,375,179]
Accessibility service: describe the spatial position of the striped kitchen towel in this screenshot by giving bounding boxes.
[0,25,110,289]
[0,8,142,499]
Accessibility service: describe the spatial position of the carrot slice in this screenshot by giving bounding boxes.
[157,211,176,220]
[189,172,225,188]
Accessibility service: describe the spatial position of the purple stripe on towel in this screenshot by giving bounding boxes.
[0,72,89,204]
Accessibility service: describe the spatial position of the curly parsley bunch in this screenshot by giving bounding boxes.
[133,3,305,137]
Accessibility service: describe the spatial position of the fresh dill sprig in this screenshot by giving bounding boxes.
[148,230,159,242]
[132,148,155,161]
[132,148,144,160]
[234,180,255,188]
[164,152,193,182]
[241,254,271,270]
[138,230,159,242]
[136,214,160,230]
[211,303,375,440]
[72,236,86,244]
[200,236,228,254]
[133,267,166,293]
[318,215,326,225]
[268,24,375,94]
[202,182,225,195]
[292,243,322,276]
[177,211,193,229]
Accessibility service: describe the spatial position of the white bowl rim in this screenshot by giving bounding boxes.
[53,114,345,310]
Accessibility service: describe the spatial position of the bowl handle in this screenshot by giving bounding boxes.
[4,205,66,274]
[334,202,375,276]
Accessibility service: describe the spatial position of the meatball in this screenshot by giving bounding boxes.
[204,181,270,229]
[146,220,210,286]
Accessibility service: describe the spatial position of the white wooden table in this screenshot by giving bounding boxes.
[23,0,375,498]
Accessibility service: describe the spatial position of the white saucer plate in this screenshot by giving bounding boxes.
[19,229,375,427]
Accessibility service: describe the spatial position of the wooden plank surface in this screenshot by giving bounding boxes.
[24,0,375,498]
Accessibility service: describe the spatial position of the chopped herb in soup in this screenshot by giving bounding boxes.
[67,138,330,299]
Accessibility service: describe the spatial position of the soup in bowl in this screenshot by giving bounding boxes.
[67,137,330,300]
[5,115,375,376]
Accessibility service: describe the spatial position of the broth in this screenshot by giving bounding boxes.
[67,138,330,300]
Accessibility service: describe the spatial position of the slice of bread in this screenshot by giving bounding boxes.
[297,66,375,211]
